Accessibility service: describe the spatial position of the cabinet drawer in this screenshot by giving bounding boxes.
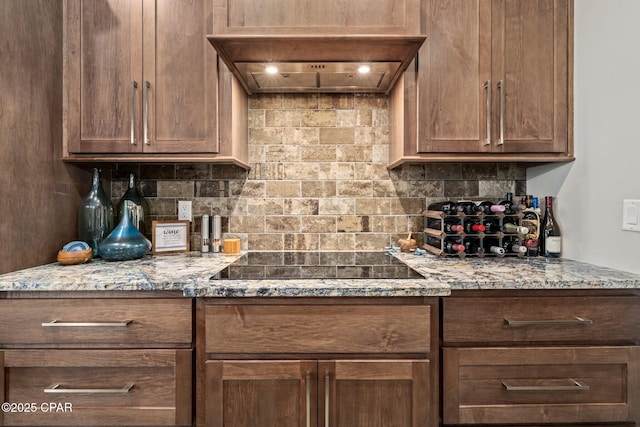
[0,299,192,346]
[443,346,640,425]
[0,349,192,426]
[205,304,431,354]
[443,296,640,344]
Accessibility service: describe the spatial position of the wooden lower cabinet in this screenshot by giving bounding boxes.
[205,359,430,427]
[0,349,192,426]
[197,298,438,427]
[442,292,640,427]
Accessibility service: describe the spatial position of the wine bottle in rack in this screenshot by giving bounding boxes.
[484,238,505,255]
[502,222,529,235]
[443,218,464,234]
[502,236,527,254]
[426,236,465,255]
[464,238,485,256]
[541,196,562,258]
[427,201,458,215]
[463,219,486,234]
[482,218,501,234]
[498,192,522,214]
[478,201,506,215]
[457,201,483,215]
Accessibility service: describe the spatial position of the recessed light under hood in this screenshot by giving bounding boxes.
[208,35,425,95]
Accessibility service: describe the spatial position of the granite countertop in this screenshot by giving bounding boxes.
[0,251,639,297]
[393,252,640,291]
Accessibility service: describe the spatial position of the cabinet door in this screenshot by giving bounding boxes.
[65,0,143,154]
[142,0,219,153]
[206,360,317,427]
[0,349,192,426]
[319,360,432,427]
[491,0,570,153]
[416,0,492,154]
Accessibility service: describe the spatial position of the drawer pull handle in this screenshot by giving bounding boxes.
[42,320,132,328]
[305,373,311,427]
[503,380,590,392]
[503,317,593,327]
[44,383,134,394]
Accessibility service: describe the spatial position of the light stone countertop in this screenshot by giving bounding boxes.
[393,252,640,291]
[1,251,639,297]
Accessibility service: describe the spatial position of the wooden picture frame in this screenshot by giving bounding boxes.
[151,220,190,254]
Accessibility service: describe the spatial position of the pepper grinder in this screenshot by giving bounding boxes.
[201,215,210,253]
[211,214,221,253]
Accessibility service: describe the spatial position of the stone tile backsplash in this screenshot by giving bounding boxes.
[111,93,526,251]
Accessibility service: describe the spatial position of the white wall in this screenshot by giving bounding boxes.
[527,0,640,273]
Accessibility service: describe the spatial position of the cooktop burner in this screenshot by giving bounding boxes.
[213,251,423,280]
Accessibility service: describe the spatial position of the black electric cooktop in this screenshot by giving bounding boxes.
[213,251,424,280]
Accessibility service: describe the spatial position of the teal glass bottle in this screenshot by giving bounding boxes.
[117,173,150,238]
[97,207,151,261]
[78,168,114,256]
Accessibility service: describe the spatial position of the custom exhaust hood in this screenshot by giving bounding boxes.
[207,35,425,94]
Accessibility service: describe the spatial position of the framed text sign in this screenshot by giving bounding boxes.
[151,220,190,254]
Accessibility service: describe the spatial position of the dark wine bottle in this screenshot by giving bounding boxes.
[541,196,562,257]
[463,220,486,234]
[478,201,506,215]
[443,237,465,254]
[482,218,501,234]
[463,238,485,256]
[427,201,458,215]
[457,201,483,215]
[443,218,464,234]
[502,237,527,254]
[498,192,522,214]
[427,236,464,254]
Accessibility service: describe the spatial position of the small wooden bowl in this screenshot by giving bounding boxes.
[57,248,93,265]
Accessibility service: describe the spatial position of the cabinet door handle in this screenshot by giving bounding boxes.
[325,373,330,427]
[503,380,590,392]
[484,80,491,146]
[503,317,593,327]
[130,80,138,145]
[143,80,151,145]
[42,320,132,328]
[44,383,134,394]
[496,80,504,145]
[305,373,311,427]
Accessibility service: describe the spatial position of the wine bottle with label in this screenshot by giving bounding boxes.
[457,201,483,215]
[502,237,527,254]
[426,236,465,255]
[502,222,529,235]
[498,192,522,214]
[427,201,458,215]
[463,238,485,256]
[478,201,506,215]
[482,218,501,234]
[463,220,486,234]
[541,196,562,257]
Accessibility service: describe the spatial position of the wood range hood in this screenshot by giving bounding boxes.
[207,35,425,95]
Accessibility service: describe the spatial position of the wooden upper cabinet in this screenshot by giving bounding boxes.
[64,0,249,166]
[213,0,421,34]
[389,0,573,166]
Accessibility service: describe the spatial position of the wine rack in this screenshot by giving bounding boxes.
[423,203,526,258]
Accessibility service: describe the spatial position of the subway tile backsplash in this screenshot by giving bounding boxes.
[111,93,526,251]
